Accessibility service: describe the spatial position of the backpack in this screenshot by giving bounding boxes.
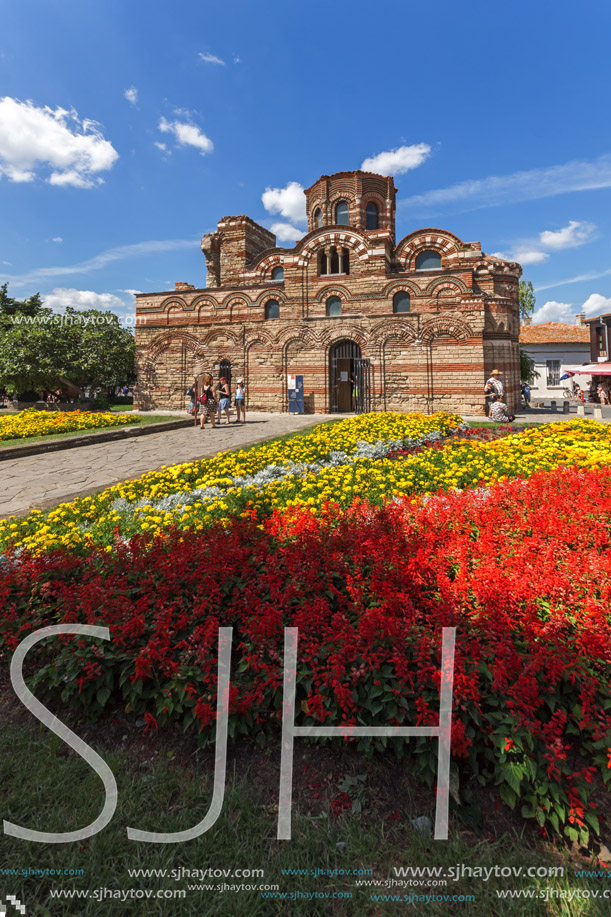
[198,389,209,404]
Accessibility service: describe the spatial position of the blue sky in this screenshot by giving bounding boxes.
[1,0,610,325]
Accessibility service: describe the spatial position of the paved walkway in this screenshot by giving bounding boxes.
[0,413,343,519]
[3,405,610,519]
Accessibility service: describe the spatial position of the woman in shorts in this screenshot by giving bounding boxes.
[234,378,246,423]
[216,376,231,425]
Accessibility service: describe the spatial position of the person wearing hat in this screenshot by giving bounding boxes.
[484,369,503,415]
[234,377,246,423]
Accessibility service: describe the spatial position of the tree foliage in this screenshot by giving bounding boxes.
[520,348,539,384]
[519,280,536,321]
[0,286,135,394]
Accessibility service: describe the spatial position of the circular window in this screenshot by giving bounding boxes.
[327,296,342,317]
[265,300,280,319]
[393,291,411,313]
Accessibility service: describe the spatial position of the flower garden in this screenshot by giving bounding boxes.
[1,412,611,850]
[0,408,140,442]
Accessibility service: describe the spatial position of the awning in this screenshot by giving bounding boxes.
[571,363,611,375]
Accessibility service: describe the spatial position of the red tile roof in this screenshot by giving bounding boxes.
[519,322,590,344]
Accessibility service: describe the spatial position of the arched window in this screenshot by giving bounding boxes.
[327,296,342,317]
[335,201,349,225]
[416,250,442,271]
[271,266,284,281]
[393,291,411,313]
[366,202,379,230]
[330,247,339,274]
[314,208,322,228]
[265,299,280,319]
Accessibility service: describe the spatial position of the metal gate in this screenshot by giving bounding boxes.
[219,359,232,393]
[329,339,371,414]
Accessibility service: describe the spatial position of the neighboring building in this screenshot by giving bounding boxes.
[519,316,591,398]
[134,169,521,415]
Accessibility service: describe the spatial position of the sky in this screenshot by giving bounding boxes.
[1,0,611,326]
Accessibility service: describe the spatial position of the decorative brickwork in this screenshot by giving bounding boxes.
[135,169,521,416]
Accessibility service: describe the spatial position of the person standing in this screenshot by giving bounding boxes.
[216,375,231,425]
[234,378,246,423]
[199,374,217,429]
[186,382,195,415]
[521,382,531,406]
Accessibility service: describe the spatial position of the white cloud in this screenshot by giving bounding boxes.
[124,87,138,105]
[262,181,306,223]
[492,219,595,268]
[532,293,611,324]
[512,247,549,265]
[154,142,167,152]
[42,287,128,314]
[270,222,304,244]
[539,220,595,250]
[582,293,611,317]
[401,152,611,214]
[535,268,611,292]
[52,236,63,243]
[532,301,575,324]
[0,238,194,288]
[158,117,213,155]
[0,97,118,188]
[118,288,143,297]
[233,56,241,64]
[361,143,431,176]
[199,52,225,65]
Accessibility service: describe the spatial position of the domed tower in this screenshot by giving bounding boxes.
[304,170,397,238]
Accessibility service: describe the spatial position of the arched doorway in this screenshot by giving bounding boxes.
[329,339,371,413]
[219,358,232,393]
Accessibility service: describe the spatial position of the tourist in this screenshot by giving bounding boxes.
[521,382,531,406]
[487,369,504,397]
[216,376,231,425]
[598,384,609,406]
[484,370,503,415]
[234,378,246,423]
[489,394,514,423]
[199,374,217,429]
[186,383,195,415]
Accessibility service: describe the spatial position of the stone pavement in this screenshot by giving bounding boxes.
[3,405,610,520]
[0,412,344,519]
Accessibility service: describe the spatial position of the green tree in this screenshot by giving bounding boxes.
[0,289,135,394]
[519,279,536,321]
[520,348,539,384]
[0,283,44,331]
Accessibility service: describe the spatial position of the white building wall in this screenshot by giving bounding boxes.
[522,343,591,399]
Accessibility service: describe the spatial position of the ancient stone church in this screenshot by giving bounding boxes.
[134,169,521,415]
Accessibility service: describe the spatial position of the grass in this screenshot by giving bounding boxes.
[0,707,607,917]
[0,415,184,450]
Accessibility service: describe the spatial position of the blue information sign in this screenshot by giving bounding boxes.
[288,375,304,413]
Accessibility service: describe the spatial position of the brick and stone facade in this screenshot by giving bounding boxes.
[134,169,522,415]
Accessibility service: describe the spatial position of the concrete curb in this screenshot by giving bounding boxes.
[0,418,194,462]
